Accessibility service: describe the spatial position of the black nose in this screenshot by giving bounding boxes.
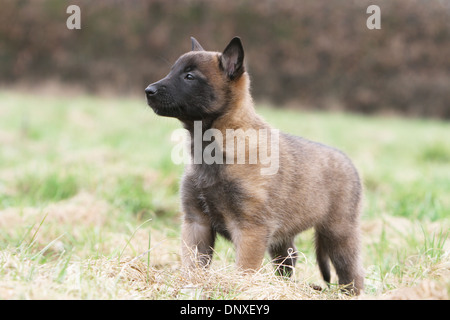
[145,85,158,96]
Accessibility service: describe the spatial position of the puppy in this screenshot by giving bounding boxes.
[145,37,364,294]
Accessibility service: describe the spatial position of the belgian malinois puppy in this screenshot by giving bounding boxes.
[145,37,364,294]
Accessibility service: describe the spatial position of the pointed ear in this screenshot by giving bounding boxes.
[191,37,205,51]
[220,37,245,80]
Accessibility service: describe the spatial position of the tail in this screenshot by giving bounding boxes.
[315,231,331,284]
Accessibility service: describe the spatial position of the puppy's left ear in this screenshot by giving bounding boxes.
[220,37,245,80]
[191,37,205,51]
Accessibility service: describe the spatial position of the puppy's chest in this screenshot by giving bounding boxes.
[191,164,246,227]
[195,177,244,217]
[196,182,244,239]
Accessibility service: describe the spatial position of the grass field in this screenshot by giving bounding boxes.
[0,89,449,299]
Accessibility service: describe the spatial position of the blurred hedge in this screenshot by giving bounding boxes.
[1,0,450,118]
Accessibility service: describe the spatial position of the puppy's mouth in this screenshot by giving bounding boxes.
[146,96,157,110]
[147,98,182,118]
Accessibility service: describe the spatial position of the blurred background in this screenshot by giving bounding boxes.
[1,0,450,118]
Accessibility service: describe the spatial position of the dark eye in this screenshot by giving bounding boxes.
[185,73,195,80]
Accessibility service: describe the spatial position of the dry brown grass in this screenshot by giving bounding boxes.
[1,193,448,300]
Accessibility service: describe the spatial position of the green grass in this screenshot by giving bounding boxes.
[0,90,449,299]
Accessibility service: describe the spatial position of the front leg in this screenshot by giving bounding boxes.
[233,226,268,273]
[268,238,298,277]
[181,215,215,269]
[180,175,216,269]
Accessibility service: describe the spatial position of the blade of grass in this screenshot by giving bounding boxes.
[23,212,49,252]
[119,218,152,260]
[30,233,65,261]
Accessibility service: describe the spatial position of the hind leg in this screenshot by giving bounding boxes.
[268,238,298,277]
[316,227,364,295]
[315,231,331,284]
[332,236,363,294]
[331,235,364,295]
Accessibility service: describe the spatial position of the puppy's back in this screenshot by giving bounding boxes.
[266,133,362,236]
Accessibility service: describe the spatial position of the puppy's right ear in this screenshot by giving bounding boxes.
[191,37,205,51]
[220,37,245,80]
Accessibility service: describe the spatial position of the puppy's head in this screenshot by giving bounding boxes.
[145,37,245,122]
